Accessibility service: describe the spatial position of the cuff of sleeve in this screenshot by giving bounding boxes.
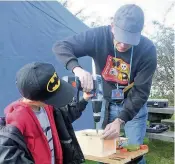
[78,98,88,112]
[66,59,81,71]
[118,110,131,123]
[80,98,88,105]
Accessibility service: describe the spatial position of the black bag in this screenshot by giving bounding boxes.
[146,123,169,133]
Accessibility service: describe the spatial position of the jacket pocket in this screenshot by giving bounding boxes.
[61,140,84,164]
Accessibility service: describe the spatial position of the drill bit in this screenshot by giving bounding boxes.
[96,128,98,134]
[95,123,98,134]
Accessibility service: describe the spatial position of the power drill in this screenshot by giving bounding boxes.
[62,75,103,134]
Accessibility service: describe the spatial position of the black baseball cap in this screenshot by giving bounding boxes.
[113,4,144,45]
[16,62,75,108]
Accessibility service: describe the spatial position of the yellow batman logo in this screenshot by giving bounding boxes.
[47,72,60,92]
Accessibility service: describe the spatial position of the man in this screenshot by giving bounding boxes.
[53,4,157,163]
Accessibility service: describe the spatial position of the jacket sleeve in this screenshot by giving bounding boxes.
[118,46,157,122]
[52,28,98,71]
[0,127,34,164]
[65,98,88,123]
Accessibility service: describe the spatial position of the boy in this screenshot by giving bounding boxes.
[0,62,92,164]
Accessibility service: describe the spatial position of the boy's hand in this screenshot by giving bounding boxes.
[83,92,93,101]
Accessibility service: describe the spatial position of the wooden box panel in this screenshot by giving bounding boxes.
[75,129,116,157]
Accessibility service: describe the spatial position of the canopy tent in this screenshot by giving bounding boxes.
[0,1,94,130]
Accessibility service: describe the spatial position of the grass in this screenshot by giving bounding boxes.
[85,139,174,164]
[145,140,174,164]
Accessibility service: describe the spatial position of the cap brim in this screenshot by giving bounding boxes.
[44,79,75,108]
[114,25,141,46]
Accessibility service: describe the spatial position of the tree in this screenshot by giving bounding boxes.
[58,0,110,27]
[150,21,174,105]
[59,0,69,8]
[149,2,174,105]
[58,0,90,22]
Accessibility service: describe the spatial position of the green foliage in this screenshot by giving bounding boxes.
[146,140,174,164]
[150,21,174,106]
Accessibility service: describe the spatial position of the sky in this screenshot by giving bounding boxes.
[64,0,174,35]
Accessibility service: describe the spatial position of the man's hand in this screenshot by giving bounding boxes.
[73,67,93,92]
[101,118,124,140]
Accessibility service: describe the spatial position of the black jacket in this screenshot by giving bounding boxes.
[0,124,34,164]
[0,99,88,164]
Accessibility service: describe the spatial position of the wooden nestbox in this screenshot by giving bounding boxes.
[75,129,117,157]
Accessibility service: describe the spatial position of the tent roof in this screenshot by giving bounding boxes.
[0,1,93,130]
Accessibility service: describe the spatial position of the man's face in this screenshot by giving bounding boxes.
[111,23,132,52]
[113,40,132,52]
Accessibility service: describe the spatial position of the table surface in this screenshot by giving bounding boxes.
[85,148,148,164]
[146,131,174,142]
[148,107,174,114]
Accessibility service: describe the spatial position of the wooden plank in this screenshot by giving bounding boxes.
[85,148,148,164]
[161,119,174,126]
[85,154,130,164]
[75,129,117,157]
[146,131,174,142]
[148,107,174,114]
